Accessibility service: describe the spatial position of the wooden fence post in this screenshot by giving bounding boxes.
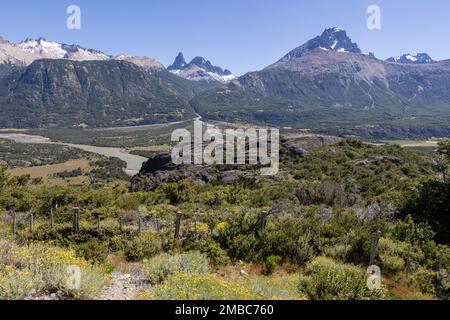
[260,211,268,230]
[50,208,54,229]
[174,211,182,239]
[29,213,34,232]
[405,246,411,274]
[369,231,382,266]
[119,217,123,232]
[72,207,80,232]
[317,226,322,253]
[97,214,101,230]
[12,212,17,236]
[138,218,142,235]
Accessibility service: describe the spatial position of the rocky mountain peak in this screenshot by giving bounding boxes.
[281,27,362,61]
[0,36,9,44]
[167,53,235,83]
[168,52,187,70]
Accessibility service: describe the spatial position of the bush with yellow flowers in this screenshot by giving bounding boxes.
[138,273,306,300]
[0,240,110,300]
[143,251,209,284]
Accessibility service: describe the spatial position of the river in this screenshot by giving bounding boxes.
[0,133,148,176]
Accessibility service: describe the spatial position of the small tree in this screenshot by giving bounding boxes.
[437,140,450,183]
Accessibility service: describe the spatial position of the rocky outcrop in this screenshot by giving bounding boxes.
[282,134,343,157]
[352,156,403,166]
[130,152,262,192]
[130,133,344,192]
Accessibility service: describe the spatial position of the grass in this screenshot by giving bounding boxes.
[26,121,193,148]
[129,145,172,153]
[381,140,440,148]
[8,159,93,186]
[379,140,442,153]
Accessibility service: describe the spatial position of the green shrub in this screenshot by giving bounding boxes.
[124,233,161,262]
[75,239,108,264]
[185,238,230,267]
[347,232,373,265]
[264,256,282,275]
[377,238,407,275]
[298,257,385,300]
[412,268,450,299]
[323,244,352,262]
[393,216,435,245]
[143,252,209,284]
[379,254,405,275]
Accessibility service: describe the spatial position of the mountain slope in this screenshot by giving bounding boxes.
[0,59,195,128]
[112,55,165,73]
[192,28,450,138]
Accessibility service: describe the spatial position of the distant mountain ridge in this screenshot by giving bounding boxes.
[1,30,450,138]
[0,36,165,73]
[386,53,435,64]
[0,35,225,129]
[168,52,236,83]
[192,28,450,139]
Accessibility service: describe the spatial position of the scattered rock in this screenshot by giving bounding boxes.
[240,270,249,276]
[220,170,254,185]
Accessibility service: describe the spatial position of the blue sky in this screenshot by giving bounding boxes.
[1,0,450,75]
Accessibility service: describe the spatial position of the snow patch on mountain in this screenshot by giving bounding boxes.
[386,53,435,64]
[18,38,110,61]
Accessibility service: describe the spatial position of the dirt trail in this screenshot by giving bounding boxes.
[99,269,151,300]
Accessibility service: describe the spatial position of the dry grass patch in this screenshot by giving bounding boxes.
[8,158,93,186]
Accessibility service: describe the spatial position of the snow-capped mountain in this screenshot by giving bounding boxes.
[280,27,361,61]
[0,36,40,66]
[386,53,435,64]
[18,38,110,61]
[1,36,164,74]
[168,52,236,83]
